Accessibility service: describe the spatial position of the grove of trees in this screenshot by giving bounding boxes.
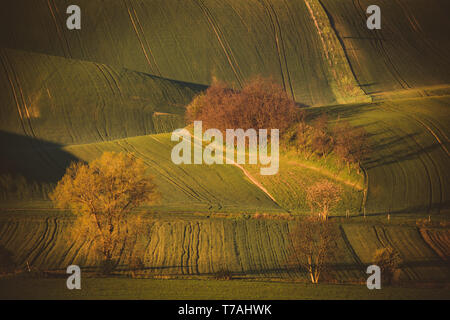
[187,78,370,171]
[186,77,303,135]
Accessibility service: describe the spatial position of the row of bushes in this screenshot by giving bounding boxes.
[185,78,370,170]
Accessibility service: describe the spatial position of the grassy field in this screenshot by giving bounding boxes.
[0,48,203,145]
[1,95,449,287]
[0,213,448,284]
[1,278,448,300]
[321,0,450,96]
[316,96,450,216]
[1,94,449,215]
[0,0,368,106]
[0,0,448,299]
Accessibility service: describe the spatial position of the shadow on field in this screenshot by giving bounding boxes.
[364,132,444,169]
[0,130,80,198]
[362,199,450,217]
[309,103,378,121]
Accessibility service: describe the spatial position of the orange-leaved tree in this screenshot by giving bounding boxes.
[50,152,159,273]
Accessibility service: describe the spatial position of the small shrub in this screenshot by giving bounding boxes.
[99,259,117,276]
[332,121,370,171]
[214,267,233,280]
[129,256,145,278]
[372,247,402,285]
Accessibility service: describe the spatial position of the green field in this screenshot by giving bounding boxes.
[0,214,448,285]
[1,278,448,300]
[0,0,449,299]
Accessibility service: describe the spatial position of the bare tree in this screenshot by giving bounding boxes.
[333,121,370,171]
[306,180,342,220]
[289,217,338,283]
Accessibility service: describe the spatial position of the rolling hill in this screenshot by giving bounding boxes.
[0,0,448,291]
[0,48,203,145]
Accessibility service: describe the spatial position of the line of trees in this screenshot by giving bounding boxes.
[187,78,370,171]
[288,112,370,171]
[186,77,304,135]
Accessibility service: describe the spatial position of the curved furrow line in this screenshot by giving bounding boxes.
[0,221,19,249]
[123,149,201,201]
[116,139,206,202]
[193,222,201,275]
[144,221,157,270]
[396,0,449,64]
[180,223,187,274]
[25,217,50,267]
[188,131,282,207]
[2,51,71,171]
[259,0,288,94]
[372,225,419,281]
[95,64,117,96]
[129,0,162,76]
[382,226,422,281]
[339,225,364,271]
[420,228,450,262]
[380,104,443,214]
[34,217,59,267]
[102,64,124,98]
[0,52,28,136]
[79,62,108,142]
[129,138,223,205]
[65,230,88,267]
[230,221,243,274]
[417,228,448,262]
[59,232,78,267]
[267,0,295,99]
[123,0,153,73]
[172,164,223,205]
[265,221,285,277]
[193,0,243,87]
[187,223,195,274]
[353,0,409,90]
[391,104,449,157]
[375,116,434,214]
[145,135,227,205]
[46,0,71,58]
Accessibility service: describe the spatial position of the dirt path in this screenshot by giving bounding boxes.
[186,132,283,208]
[287,160,363,190]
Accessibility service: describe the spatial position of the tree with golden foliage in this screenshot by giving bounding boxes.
[50,152,159,273]
[306,180,342,220]
[289,217,338,283]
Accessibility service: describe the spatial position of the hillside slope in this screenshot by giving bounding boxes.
[323,96,450,215]
[321,0,450,95]
[0,0,369,106]
[0,215,448,283]
[0,48,204,145]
